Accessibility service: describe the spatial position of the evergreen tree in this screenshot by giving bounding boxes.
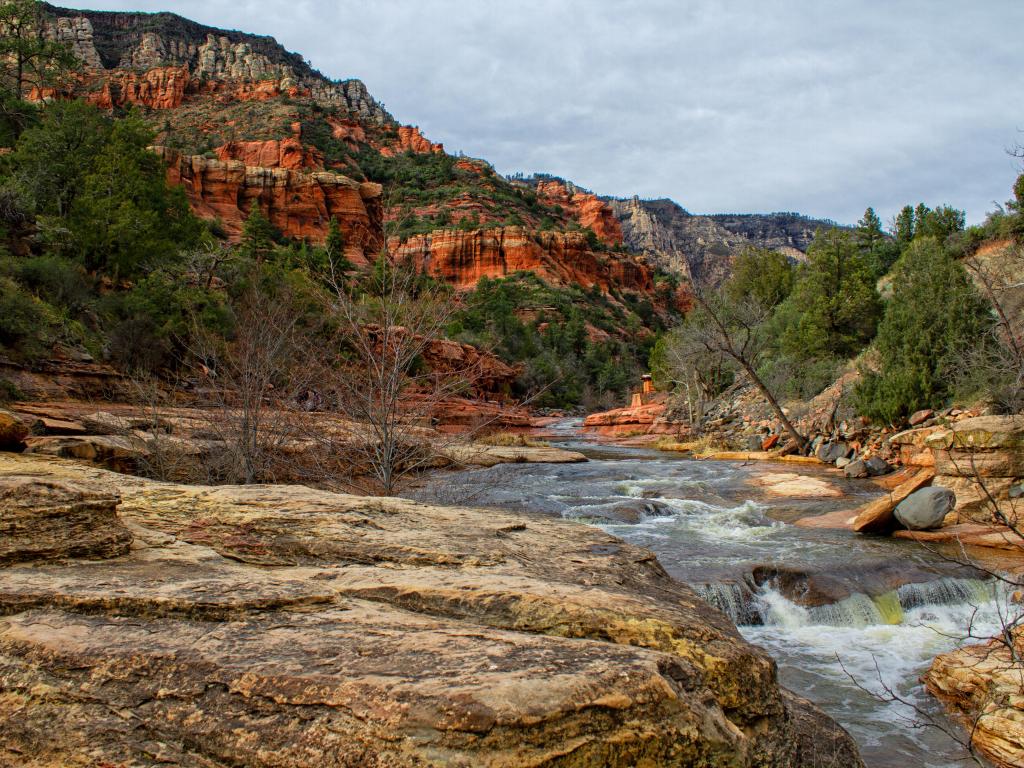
[725,247,794,309]
[0,0,76,138]
[239,205,277,261]
[775,228,882,361]
[854,237,992,423]
[66,112,202,277]
[855,206,898,276]
[894,205,916,245]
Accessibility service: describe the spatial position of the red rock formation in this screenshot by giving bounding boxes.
[536,179,624,247]
[581,396,675,437]
[155,146,383,259]
[87,66,190,110]
[391,227,654,293]
[326,117,367,146]
[215,138,322,171]
[379,125,444,157]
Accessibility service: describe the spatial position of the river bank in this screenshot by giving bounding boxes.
[413,420,1024,768]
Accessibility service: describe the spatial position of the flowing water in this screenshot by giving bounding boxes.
[413,420,1009,768]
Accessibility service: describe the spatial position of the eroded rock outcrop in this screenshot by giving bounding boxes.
[536,179,624,247]
[0,475,131,564]
[379,125,444,156]
[925,631,1024,768]
[43,5,391,121]
[0,451,863,767]
[156,146,383,254]
[393,226,654,292]
[610,197,830,285]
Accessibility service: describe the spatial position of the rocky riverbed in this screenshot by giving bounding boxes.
[0,450,861,767]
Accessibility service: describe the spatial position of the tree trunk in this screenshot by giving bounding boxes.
[737,358,807,452]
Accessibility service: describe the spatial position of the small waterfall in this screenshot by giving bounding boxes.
[692,581,762,625]
[699,576,997,629]
[897,578,994,610]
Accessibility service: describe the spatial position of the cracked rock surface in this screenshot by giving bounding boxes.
[0,452,863,767]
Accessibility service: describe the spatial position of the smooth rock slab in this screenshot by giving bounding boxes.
[0,452,863,767]
[0,475,132,564]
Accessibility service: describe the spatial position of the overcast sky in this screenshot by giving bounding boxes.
[74,0,1023,225]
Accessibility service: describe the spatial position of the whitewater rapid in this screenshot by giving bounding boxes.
[412,427,1005,767]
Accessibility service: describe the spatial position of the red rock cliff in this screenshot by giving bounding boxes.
[391,227,653,293]
[87,66,190,109]
[155,147,383,259]
[536,180,624,247]
[215,138,323,171]
[379,126,444,157]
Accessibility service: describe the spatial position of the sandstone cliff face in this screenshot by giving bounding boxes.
[156,146,383,255]
[536,179,624,247]
[214,137,323,171]
[611,197,831,286]
[44,4,390,121]
[86,64,190,109]
[0,451,863,767]
[392,226,653,292]
[379,125,444,156]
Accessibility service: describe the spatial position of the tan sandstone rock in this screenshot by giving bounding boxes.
[0,475,132,564]
[0,451,863,767]
[924,631,1024,768]
[0,409,28,449]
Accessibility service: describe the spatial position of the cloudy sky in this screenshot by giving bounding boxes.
[76,0,1022,225]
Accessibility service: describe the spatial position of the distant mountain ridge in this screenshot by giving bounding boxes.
[610,197,840,286]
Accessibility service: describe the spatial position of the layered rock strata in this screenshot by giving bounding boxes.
[0,451,862,767]
[44,4,390,120]
[156,146,383,253]
[393,227,654,292]
[535,179,624,247]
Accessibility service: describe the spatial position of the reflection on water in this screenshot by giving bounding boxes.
[412,422,1001,768]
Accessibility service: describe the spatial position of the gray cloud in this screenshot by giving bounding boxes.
[71,0,1023,224]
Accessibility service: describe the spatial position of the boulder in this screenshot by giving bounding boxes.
[0,475,132,564]
[894,487,956,530]
[835,457,852,469]
[908,408,934,426]
[865,456,892,476]
[602,499,675,523]
[816,441,848,464]
[0,409,28,450]
[844,459,868,478]
[851,467,936,533]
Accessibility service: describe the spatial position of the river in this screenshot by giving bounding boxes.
[412,420,1004,768]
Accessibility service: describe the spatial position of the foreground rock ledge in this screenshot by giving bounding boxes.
[0,453,862,767]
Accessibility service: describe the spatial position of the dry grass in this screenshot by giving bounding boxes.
[654,434,726,456]
[476,431,550,448]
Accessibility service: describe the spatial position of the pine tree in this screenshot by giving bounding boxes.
[854,237,992,423]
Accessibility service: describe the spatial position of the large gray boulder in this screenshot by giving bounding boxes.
[894,487,956,530]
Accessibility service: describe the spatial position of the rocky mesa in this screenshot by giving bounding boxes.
[0,450,862,767]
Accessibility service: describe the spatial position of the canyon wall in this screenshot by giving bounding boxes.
[156,147,383,256]
[611,197,834,286]
[535,179,624,247]
[43,4,389,121]
[392,227,654,292]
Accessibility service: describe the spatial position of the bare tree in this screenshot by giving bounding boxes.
[319,254,496,495]
[184,286,312,484]
[664,287,807,449]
